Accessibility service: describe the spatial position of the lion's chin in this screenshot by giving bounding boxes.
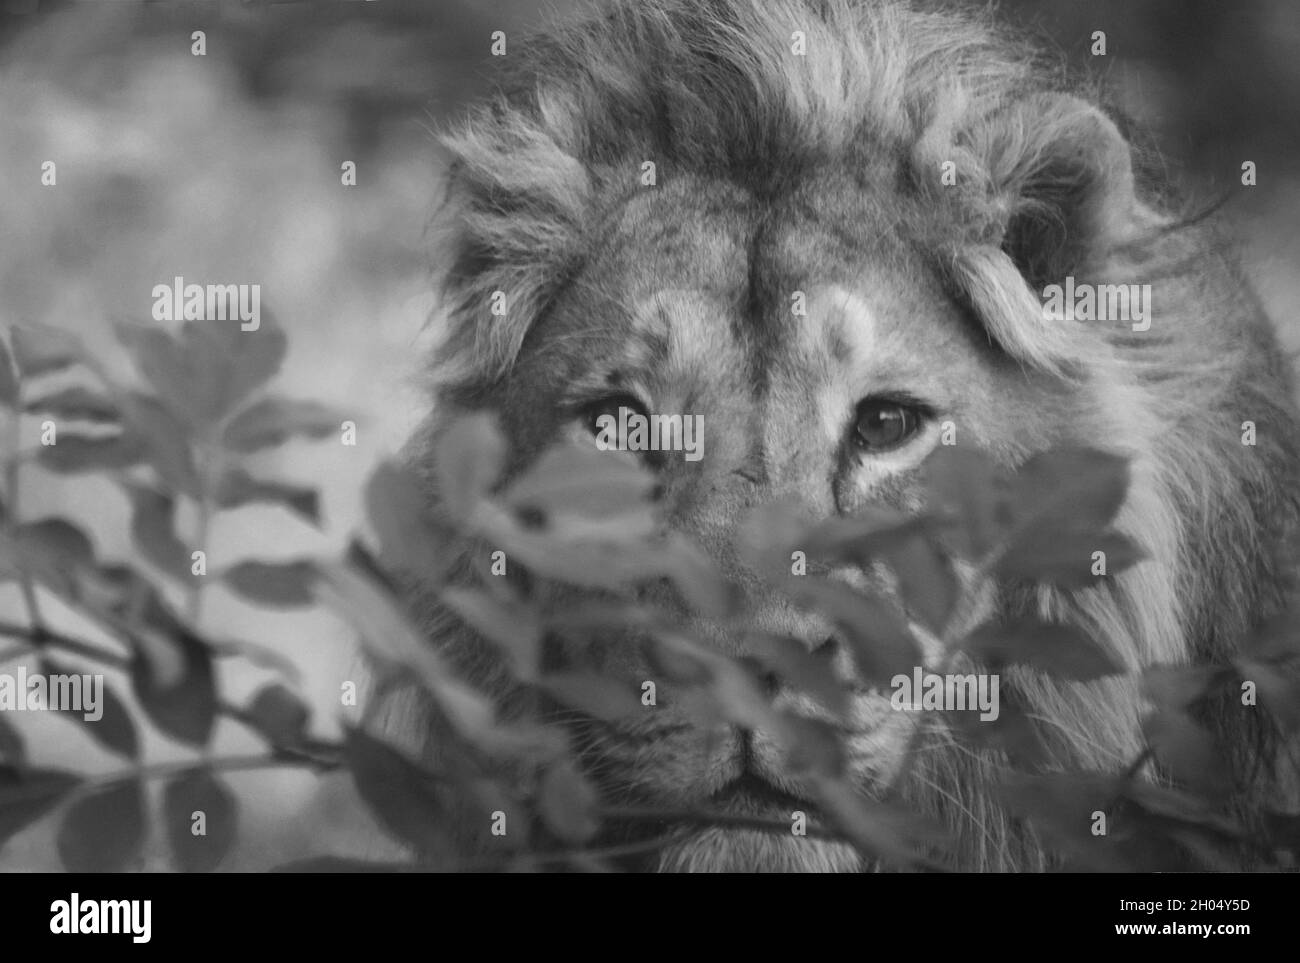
[652,782,862,872]
[655,828,861,873]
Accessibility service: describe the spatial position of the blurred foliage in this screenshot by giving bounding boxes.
[2,320,1298,872]
[3,0,1297,177]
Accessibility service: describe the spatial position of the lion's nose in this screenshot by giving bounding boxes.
[738,656,781,696]
[813,636,839,659]
[737,637,843,698]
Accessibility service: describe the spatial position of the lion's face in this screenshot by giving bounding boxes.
[491,173,1077,870]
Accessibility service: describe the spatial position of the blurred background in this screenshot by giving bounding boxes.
[0,0,1297,870]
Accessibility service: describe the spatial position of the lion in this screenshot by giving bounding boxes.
[393,0,1300,871]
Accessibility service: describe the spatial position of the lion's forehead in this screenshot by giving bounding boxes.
[587,181,947,403]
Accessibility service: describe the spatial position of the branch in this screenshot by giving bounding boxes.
[0,618,128,669]
[0,753,333,809]
[0,618,344,769]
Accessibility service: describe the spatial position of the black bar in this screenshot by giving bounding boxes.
[2,872,1287,949]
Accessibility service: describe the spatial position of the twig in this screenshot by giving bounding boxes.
[0,753,332,808]
[0,644,34,664]
[188,489,213,625]
[0,618,128,668]
[0,617,344,768]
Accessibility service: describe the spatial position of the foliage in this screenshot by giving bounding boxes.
[0,319,1297,873]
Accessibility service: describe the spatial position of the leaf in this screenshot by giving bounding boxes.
[673,635,785,735]
[962,617,1123,681]
[246,684,311,747]
[222,398,342,453]
[0,334,17,407]
[10,517,96,593]
[1141,663,1223,711]
[315,561,544,756]
[343,726,450,853]
[119,393,200,495]
[223,559,318,608]
[782,508,954,631]
[1009,447,1131,532]
[996,771,1134,871]
[991,448,1140,586]
[180,312,288,412]
[504,443,654,521]
[1236,659,1300,732]
[215,468,319,524]
[881,535,959,635]
[809,775,948,870]
[38,433,147,473]
[801,506,931,567]
[943,702,1048,769]
[782,578,921,686]
[780,713,845,779]
[0,715,25,768]
[80,563,186,640]
[658,534,737,618]
[115,315,288,429]
[113,320,184,389]
[995,529,1144,587]
[208,633,305,681]
[0,768,81,847]
[1142,710,1229,799]
[126,485,191,579]
[433,413,507,518]
[41,656,139,759]
[56,778,147,872]
[364,461,457,579]
[164,767,238,872]
[1243,610,1300,662]
[922,446,1009,557]
[746,632,849,719]
[1123,780,1241,836]
[17,517,95,563]
[538,672,643,722]
[114,322,204,426]
[130,629,217,747]
[476,509,733,617]
[10,324,82,377]
[537,759,600,843]
[439,586,542,680]
[24,386,118,423]
[737,499,818,580]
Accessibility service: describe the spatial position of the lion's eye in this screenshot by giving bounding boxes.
[853,398,923,452]
[582,394,648,441]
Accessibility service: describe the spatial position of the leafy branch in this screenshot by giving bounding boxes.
[2,318,1297,873]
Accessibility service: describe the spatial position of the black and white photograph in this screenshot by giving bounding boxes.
[0,0,1297,939]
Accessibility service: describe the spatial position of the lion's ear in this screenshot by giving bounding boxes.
[989,95,1140,290]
